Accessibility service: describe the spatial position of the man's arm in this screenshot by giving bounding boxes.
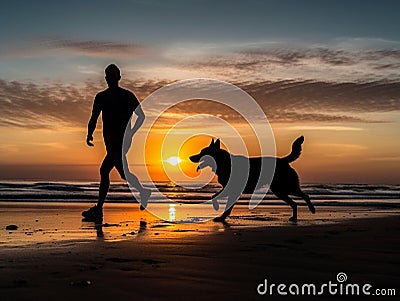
[129,105,145,135]
[123,103,145,155]
[86,96,101,147]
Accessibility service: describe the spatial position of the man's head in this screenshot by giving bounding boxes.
[105,64,121,87]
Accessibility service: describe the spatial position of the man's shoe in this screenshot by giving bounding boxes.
[82,205,103,219]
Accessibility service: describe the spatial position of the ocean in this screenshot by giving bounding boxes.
[0,181,399,207]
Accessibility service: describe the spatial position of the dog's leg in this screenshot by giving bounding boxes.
[211,189,228,211]
[213,207,232,222]
[275,193,298,222]
[211,191,222,211]
[295,191,315,214]
[211,198,219,211]
[213,195,236,222]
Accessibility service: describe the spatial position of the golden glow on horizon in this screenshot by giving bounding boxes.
[164,156,182,166]
[0,112,399,184]
[140,131,217,182]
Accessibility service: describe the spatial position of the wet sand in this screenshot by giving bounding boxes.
[0,203,399,300]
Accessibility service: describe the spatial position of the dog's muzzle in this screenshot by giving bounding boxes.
[196,161,207,172]
[189,154,201,163]
[195,155,216,172]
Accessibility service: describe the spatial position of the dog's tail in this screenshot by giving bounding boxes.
[282,136,304,163]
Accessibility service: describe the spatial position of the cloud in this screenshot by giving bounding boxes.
[0,37,151,59]
[287,126,363,131]
[181,46,400,82]
[0,78,164,129]
[368,156,400,162]
[236,48,358,66]
[151,98,375,124]
[0,78,398,129]
[41,37,149,57]
[136,79,400,124]
[239,80,400,114]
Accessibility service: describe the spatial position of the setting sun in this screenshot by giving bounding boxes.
[164,156,182,166]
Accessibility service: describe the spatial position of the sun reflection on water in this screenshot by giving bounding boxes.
[169,204,176,221]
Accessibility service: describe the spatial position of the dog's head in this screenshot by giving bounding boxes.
[189,138,221,172]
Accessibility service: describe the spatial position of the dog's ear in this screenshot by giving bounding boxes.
[209,138,215,147]
[215,138,220,149]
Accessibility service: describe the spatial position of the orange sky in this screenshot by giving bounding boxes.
[0,105,399,184]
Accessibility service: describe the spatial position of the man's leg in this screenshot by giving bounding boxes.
[98,154,114,208]
[116,156,151,209]
[82,155,113,219]
[115,156,144,193]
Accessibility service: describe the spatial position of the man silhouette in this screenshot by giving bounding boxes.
[82,64,151,220]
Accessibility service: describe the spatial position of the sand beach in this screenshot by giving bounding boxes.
[1,202,399,300]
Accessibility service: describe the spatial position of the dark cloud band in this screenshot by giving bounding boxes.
[0,78,398,129]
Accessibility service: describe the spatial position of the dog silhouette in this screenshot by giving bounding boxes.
[190,136,315,222]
